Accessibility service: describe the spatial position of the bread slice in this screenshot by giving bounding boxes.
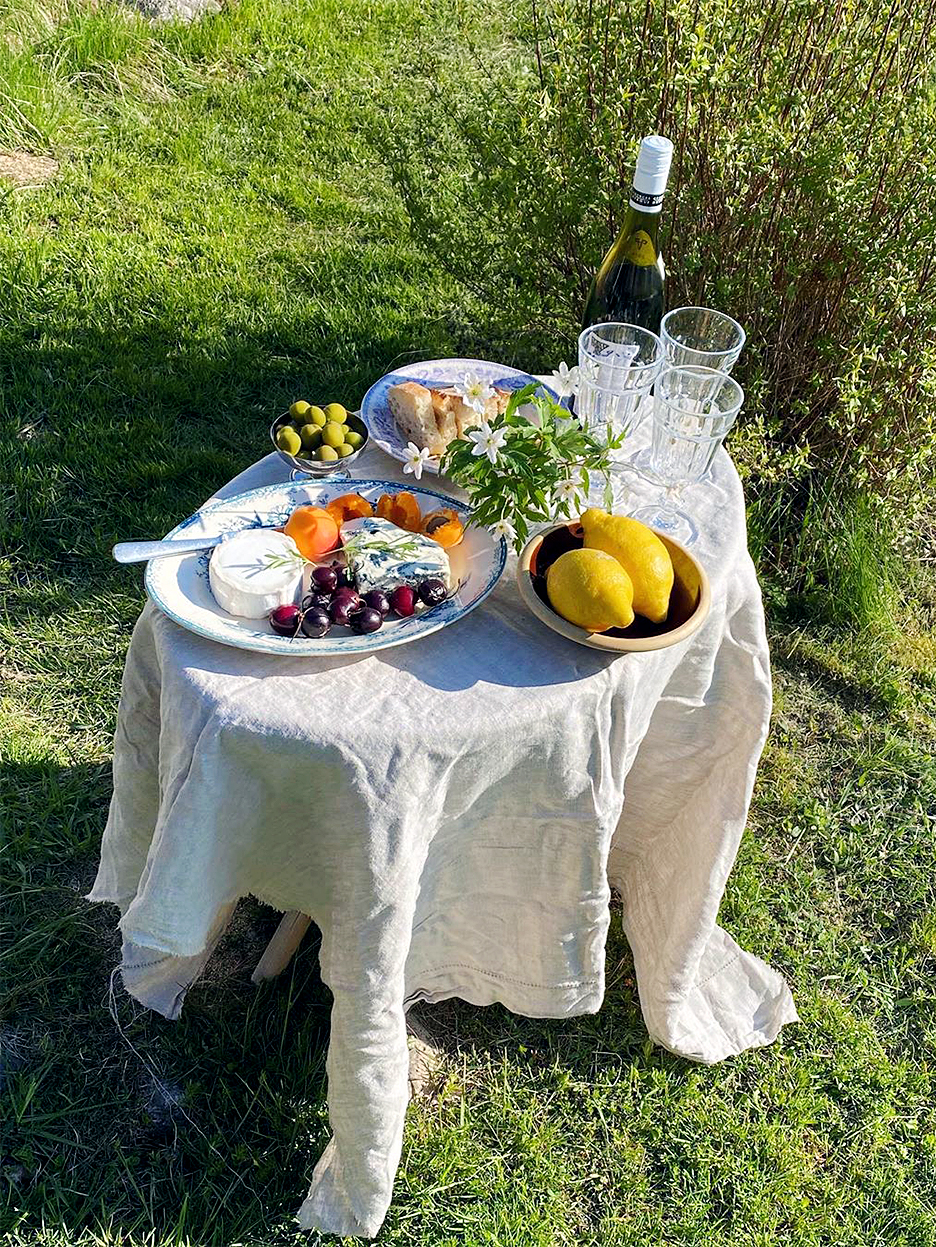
[387,382,447,457]
[438,387,512,437]
[387,381,514,456]
[429,389,461,448]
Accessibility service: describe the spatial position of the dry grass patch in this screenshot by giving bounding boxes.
[0,150,59,186]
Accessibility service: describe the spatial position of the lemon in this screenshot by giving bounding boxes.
[323,402,347,423]
[299,423,322,450]
[289,400,311,421]
[308,406,328,427]
[580,509,674,624]
[315,444,340,462]
[546,548,634,632]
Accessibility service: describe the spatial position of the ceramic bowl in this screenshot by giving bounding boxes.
[269,410,369,476]
[517,522,711,653]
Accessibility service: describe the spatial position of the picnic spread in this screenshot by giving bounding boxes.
[90,357,798,1237]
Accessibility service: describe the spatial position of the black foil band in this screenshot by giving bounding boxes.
[629,188,665,208]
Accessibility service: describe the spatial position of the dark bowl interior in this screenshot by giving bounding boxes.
[529,523,703,639]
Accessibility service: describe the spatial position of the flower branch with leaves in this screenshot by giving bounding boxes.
[441,383,622,552]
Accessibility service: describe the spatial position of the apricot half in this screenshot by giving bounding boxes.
[421,507,465,548]
[376,491,423,532]
[325,492,374,525]
[284,506,340,560]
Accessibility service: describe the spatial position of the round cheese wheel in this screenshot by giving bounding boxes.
[208,529,306,618]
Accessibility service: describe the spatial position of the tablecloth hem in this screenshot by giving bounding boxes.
[297,1139,379,1238]
[405,965,604,1019]
[651,992,799,1066]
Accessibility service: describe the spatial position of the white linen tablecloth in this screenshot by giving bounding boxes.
[89,421,797,1237]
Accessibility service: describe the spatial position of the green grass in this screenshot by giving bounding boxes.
[3,0,936,1243]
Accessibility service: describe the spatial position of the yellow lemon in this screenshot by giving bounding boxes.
[580,509,674,624]
[546,548,635,632]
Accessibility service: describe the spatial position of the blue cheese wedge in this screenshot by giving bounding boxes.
[209,528,306,618]
[341,516,453,594]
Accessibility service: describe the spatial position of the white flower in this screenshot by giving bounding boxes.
[466,421,508,465]
[549,361,580,398]
[455,370,495,414]
[554,476,583,507]
[402,441,434,480]
[490,517,516,542]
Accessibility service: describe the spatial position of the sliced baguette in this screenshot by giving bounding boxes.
[387,382,514,456]
[387,382,446,457]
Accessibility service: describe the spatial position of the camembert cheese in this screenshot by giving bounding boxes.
[208,529,305,618]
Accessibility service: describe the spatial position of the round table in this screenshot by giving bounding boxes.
[90,423,797,1237]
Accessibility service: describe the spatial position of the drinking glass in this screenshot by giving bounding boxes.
[660,306,745,373]
[577,322,664,440]
[576,322,664,506]
[630,365,743,544]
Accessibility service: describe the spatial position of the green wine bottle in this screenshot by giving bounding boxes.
[582,134,673,334]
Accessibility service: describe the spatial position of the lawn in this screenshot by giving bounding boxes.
[3,0,936,1244]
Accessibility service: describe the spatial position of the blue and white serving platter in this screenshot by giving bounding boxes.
[145,479,507,656]
[362,357,559,475]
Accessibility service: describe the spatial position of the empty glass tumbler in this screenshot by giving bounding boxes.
[630,365,744,544]
[660,306,745,373]
[576,322,664,444]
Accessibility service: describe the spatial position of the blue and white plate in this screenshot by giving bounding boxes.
[362,357,558,475]
[145,479,507,656]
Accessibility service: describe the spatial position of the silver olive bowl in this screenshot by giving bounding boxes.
[269,410,369,477]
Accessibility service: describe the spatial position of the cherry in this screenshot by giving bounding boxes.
[350,607,383,634]
[363,589,390,618]
[389,585,416,617]
[269,604,302,636]
[417,578,447,606]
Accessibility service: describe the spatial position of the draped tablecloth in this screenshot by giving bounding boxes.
[89,415,797,1238]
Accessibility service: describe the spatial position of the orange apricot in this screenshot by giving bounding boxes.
[284,506,340,560]
[421,507,465,548]
[325,492,374,525]
[376,491,423,532]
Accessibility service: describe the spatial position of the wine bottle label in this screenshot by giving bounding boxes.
[621,229,657,266]
[628,188,665,212]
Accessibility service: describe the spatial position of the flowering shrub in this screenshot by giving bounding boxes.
[375,0,936,576]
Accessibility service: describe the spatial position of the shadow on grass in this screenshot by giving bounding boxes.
[3,757,333,1243]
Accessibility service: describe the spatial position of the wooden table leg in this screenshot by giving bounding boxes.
[251,910,312,983]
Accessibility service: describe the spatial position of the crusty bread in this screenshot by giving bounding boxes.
[387,381,513,457]
[429,390,461,448]
[387,381,448,457]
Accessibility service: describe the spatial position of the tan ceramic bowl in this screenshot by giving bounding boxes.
[517,522,711,653]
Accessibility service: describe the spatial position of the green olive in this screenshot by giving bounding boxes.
[323,402,347,424]
[344,430,363,448]
[289,400,310,421]
[299,423,322,449]
[337,442,355,458]
[308,406,327,427]
[315,444,340,462]
[321,422,345,449]
[276,425,302,455]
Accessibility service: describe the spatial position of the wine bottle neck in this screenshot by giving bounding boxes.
[629,185,665,214]
[620,203,662,246]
